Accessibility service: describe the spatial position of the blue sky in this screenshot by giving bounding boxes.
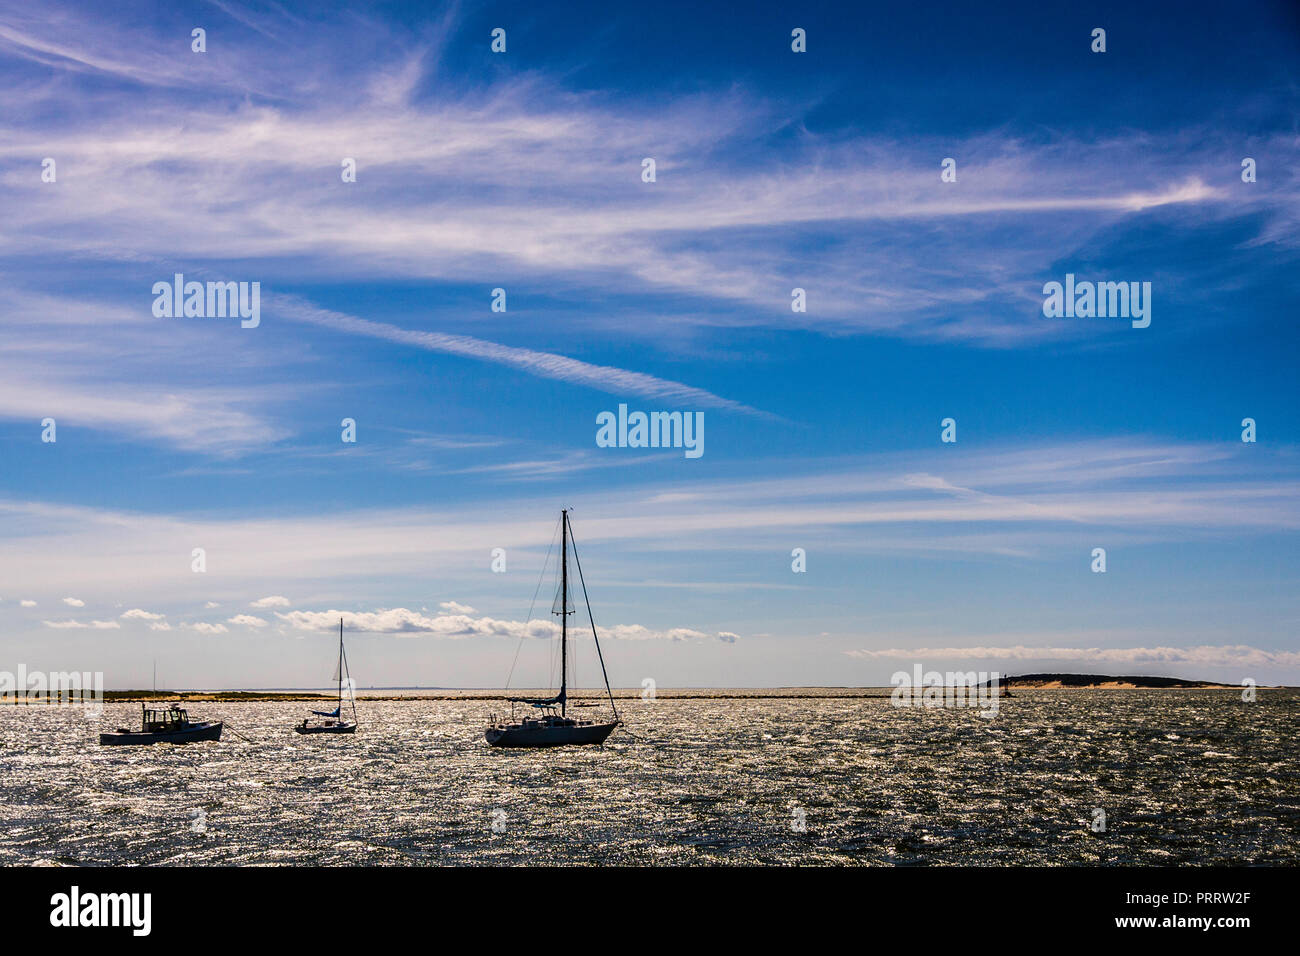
[1,0,1298,688]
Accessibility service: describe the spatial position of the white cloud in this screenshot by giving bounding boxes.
[278,608,551,638]
[120,608,165,621]
[185,622,228,634]
[20,599,36,607]
[41,619,119,629]
[251,595,291,608]
[602,624,715,642]
[439,601,475,614]
[61,596,84,607]
[275,608,735,643]
[203,601,220,609]
[227,614,269,628]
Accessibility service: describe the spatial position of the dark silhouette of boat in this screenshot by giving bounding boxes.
[294,618,357,734]
[486,712,618,747]
[486,509,620,748]
[99,704,223,746]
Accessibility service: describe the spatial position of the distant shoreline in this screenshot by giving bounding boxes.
[992,672,1250,690]
[1,673,1281,704]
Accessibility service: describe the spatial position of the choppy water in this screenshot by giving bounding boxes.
[2,691,1297,865]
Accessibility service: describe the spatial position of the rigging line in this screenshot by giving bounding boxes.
[566,521,620,722]
[341,643,356,722]
[505,515,559,691]
[209,717,255,743]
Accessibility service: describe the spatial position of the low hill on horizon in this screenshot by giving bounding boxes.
[996,673,1242,689]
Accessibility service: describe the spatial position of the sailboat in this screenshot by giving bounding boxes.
[486,509,621,748]
[294,618,357,735]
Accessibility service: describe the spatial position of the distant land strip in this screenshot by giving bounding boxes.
[0,674,1281,704]
[986,673,1250,689]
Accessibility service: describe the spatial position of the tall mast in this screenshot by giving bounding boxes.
[560,509,568,717]
[337,617,343,712]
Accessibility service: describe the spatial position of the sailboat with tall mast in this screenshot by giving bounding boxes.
[486,509,621,747]
[294,617,357,735]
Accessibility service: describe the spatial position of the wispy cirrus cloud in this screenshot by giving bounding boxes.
[1,5,1292,350]
[0,3,1293,464]
[275,296,769,416]
[0,373,286,453]
[0,438,1292,597]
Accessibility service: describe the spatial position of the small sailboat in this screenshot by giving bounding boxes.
[294,618,357,735]
[486,509,621,748]
[99,704,223,746]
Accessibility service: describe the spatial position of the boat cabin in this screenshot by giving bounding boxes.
[142,705,191,731]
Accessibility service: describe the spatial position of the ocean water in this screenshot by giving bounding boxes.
[2,691,1297,866]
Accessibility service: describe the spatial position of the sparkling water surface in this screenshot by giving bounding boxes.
[2,691,1297,865]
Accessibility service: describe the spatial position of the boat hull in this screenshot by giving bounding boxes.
[486,720,618,748]
[294,723,356,735]
[99,721,223,746]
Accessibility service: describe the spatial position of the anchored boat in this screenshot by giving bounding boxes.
[486,509,621,748]
[294,617,357,734]
[99,704,223,746]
